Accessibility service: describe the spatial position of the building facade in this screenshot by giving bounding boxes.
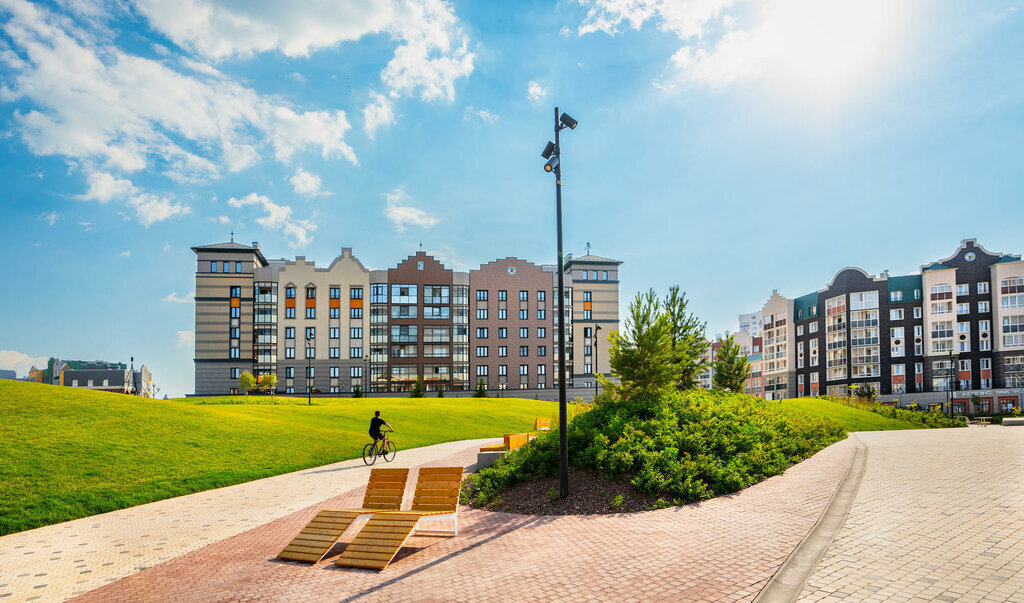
[753,240,1024,413]
[738,311,763,338]
[192,242,621,396]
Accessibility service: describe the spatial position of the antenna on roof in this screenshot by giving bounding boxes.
[419,241,423,251]
[586,242,591,255]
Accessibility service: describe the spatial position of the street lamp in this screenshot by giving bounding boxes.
[306,337,313,406]
[594,324,601,400]
[542,106,578,499]
[948,349,959,417]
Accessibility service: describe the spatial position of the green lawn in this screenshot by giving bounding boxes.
[779,397,925,432]
[0,380,555,536]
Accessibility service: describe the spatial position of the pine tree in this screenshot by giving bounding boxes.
[712,333,749,393]
[607,289,680,399]
[437,385,445,397]
[352,384,363,398]
[410,377,425,398]
[474,378,488,398]
[664,286,708,391]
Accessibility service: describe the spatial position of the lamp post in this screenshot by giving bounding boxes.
[948,349,958,417]
[306,337,312,406]
[594,324,601,400]
[542,106,578,499]
[364,355,370,397]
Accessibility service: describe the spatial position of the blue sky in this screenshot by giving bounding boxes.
[2,0,1023,396]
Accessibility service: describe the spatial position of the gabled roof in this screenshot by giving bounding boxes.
[996,255,1022,264]
[923,262,953,271]
[565,253,622,266]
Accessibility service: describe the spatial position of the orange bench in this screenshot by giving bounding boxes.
[534,417,551,431]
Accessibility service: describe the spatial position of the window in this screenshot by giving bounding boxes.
[956,284,970,296]
[914,289,921,300]
[305,307,316,319]
[930,284,953,298]
[519,309,528,320]
[537,309,546,320]
[286,348,295,359]
[476,327,489,338]
[797,325,803,336]
[537,291,546,302]
[351,366,363,378]
[284,327,295,339]
[285,307,296,319]
[538,364,547,375]
[286,286,295,299]
[350,347,363,358]
[957,322,970,334]
[306,366,315,378]
[498,364,508,376]
[476,365,488,376]
[958,340,971,353]
[850,291,878,310]
[328,307,339,319]
[305,286,316,300]
[351,308,363,319]
[306,346,316,359]
[306,327,316,339]
[809,322,818,333]
[538,327,546,338]
[980,339,992,351]
[229,286,241,298]
[498,328,507,338]
[350,327,363,339]
[979,301,991,313]
[603,271,608,280]
[981,358,991,370]
[1002,316,1024,347]
[498,346,507,357]
[583,291,592,302]
[210,261,218,273]
[327,366,339,379]
[520,346,529,357]
[890,327,905,338]
[370,284,387,303]
[350,287,363,300]
[285,387,294,394]
[892,345,905,357]
[890,290,903,302]
[978,282,990,294]
[476,290,488,301]
[498,290,507,301]
[1002,294,1024,309]
[497,309,507,320]
[520,364,529,376]
[326,327,338,339]
[229,347,240,359]
[914,325,922,337]
[520,327,529,338]
[476,346,489,357]
[330,347,340,358]
[890,308,904,321]
[285,367,295,378]
[957,303,970,315]
[230,307,240,318]
[476,309,488,320]
[230,327,240,338]
[330,287,341,299]
[538,346,547,356]
[230,368,240,379]
[913,307,922,319]
[931,301,953,314]
[584,310,592,320]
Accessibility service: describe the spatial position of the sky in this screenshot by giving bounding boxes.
[1,0,1023,397]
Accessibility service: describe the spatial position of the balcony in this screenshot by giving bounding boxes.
[850,319,879,328]
[827,340,847,350]
[852,356,880,365]
[850,337,880,346]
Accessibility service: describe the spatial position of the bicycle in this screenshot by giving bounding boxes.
[362,429,396,465]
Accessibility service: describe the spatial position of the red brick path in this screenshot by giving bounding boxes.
[73,438,855,602]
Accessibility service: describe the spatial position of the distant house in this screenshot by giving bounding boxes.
[0,369,17,380]
[61,369,137,394]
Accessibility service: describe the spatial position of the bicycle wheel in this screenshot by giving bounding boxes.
[383,441,396,462]
[362,442,377,465]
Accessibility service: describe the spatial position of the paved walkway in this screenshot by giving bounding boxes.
[68,438,856,602]
[798,427,1024,602]
[0,438,498,602]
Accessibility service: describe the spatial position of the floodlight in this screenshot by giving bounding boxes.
[541,141,555,159]
[544,155,559,173]
[559,113,578,130]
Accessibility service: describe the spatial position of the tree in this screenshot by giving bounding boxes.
[437,385,445,397]
[607,289,680,400]
[352,384,363,398]
[258,373,278,400]
[664,286,708,391]
[712,333,749,393]
[410,377,425,398]
[474,378,488,398]
[239,371,256,396]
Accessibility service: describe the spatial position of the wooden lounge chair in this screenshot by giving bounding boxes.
[534,417,551,431]
[276,467,409,563]
[335,466,463,571]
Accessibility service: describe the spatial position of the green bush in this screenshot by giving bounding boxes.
[463,389,845,507]
[818,396,964,429]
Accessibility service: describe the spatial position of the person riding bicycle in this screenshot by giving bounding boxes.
[369,410,393,448]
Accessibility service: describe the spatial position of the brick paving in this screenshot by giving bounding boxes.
[799,426,1024,602]
[0,438,498,602]
[68,438,856,602]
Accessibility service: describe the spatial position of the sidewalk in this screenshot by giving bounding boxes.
[0,438,498,602]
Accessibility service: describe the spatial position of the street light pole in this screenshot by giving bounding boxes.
[542,106,577,499]
[306,337,312,406]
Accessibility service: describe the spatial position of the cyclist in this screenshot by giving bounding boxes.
[369,410,393,450]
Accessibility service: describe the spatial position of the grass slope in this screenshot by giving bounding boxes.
[778,397,925,432]
[0,380,554,536]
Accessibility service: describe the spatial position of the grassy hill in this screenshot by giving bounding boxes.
[0,380,555,536]
[779,397,925,431]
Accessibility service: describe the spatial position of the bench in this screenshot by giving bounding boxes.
[964,416,990,426]
[534,417,551,431]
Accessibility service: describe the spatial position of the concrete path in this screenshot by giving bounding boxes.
[0,438,498,602]
[798,427,1024,602]
[69,438,856,602]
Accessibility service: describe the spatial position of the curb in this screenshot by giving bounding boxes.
[753,434,868,603]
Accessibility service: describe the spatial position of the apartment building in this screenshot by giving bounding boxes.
[752,239,1024,413]
[192,242,621,396]
[738,311,763,337]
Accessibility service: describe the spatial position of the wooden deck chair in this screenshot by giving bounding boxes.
[277,467,409,563]
[335,466,463,571]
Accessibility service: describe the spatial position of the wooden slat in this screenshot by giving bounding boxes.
[281,544,331,554]
[277,551,324,562]
[417,467,463,475]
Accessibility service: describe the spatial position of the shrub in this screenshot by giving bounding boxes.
[474,379,487,398]
[437,385,445,398]
[409,377,425,398]
[819,396,964,429]
[352,384,362,399]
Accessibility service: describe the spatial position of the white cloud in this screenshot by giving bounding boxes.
[527,80,549,102]
[212,215,230,224]
[77,172,136,203]
[132,0,474,102]
[577,0,733,38]
[176,330,195,348]
[464,107,499,124]
[228,192,317,248]
[128,193,192,226]
[118,250,132,257]
[0,0,357,193]
[39,210,61,226]
[0,350,49,378]
[363,92,396,139]
[290,167,325,196]
[164,291,194,303]
[79,221,94,232]
[287,72,306,84]
[560,25,571,37]
[383,188,438,232]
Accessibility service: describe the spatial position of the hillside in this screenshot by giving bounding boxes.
[0,380,554,535]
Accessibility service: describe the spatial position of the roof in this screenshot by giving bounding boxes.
[191,241,268,266]
[886,274,922,303]
[564,253,622,267]
[63,369,131,385]
[793,291,819,322]
[996,255,1022,264]
[923,262,953,272]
